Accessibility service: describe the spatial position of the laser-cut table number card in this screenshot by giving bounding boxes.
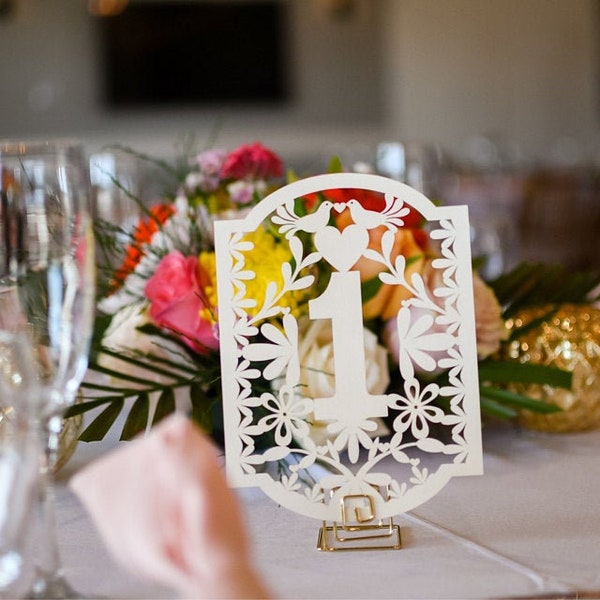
[215,173,483,551]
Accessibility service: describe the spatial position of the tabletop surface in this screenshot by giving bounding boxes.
[54,419,600,600]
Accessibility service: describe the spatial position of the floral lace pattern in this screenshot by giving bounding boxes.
[215,173,483,521]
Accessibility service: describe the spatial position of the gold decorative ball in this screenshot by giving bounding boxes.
[503,303,600,432]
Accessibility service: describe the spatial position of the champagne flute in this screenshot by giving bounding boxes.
[0,139,96,598]
[0,331,39,599]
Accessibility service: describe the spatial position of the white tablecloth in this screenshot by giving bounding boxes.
[55,421,600,599]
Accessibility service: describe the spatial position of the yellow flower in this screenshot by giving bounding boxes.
[241,227,310,317]
[199,228,310,322]
[198,251,218,323]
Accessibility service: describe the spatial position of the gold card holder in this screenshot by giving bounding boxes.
[317,490,402,552]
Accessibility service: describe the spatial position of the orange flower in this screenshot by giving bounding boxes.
[111,203,175,291]
[358,225,427,321]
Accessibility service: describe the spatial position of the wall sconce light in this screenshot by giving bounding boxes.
[321,0,356,19]
[88,0,129,17]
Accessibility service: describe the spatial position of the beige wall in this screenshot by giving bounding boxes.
[0,0,598,165]
[383,0,599,164]
[0,1,386,160]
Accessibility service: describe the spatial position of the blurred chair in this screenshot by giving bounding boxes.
[519,168,600,270]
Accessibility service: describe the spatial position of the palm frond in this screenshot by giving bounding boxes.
[488,262,600,317]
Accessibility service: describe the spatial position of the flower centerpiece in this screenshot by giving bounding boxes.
[72,141,600,442]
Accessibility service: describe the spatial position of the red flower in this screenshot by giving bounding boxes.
[145,251,219,354]
[220,142,284,180]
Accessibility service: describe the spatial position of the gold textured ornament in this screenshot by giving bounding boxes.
[503,303,600,432]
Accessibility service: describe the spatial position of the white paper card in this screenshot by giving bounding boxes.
[215,173,483,522]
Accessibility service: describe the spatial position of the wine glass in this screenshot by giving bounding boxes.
[0,331,40,599]
[0,139,96,598]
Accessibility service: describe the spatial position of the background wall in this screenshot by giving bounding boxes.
[383,0,600,167]
[0,0,386,163]
[0,0,598,168]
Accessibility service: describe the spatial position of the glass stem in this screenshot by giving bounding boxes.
[29,414,68,598]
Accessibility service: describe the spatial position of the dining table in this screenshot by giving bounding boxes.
[54,414,600,600]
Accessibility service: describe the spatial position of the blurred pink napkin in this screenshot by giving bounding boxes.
[70,413,270,599]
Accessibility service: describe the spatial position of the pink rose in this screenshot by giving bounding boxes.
[472,272,508,359]
[220,142,284,180]
[145,251,219,354]
[226,180,256,205]
[186,149,227,193]
[193,148,227,176]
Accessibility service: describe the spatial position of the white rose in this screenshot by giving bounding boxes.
[297,319,390,447]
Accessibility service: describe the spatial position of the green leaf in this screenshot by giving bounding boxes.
[94,347,188,381]
[79,399,124,442]
[406,253,425,268]
[85,360,163,386]
[132,350,198,376]
[327,156,344,173]
[488,262,600,317]
[17,270,51,346]
[152,388,176,426]
[480,385,562,414]
[471,255,487,272]
[91,312,117,346]
[361,276,383,304]
[64,397,119,418]
[480,396,518,419]
[120,393,150,440]
[189,382,215,433]
[478,360,572,390]
[79,380,140,395]
[102,143,179,179]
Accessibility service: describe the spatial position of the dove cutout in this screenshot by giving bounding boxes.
[273,199,336,238]
[346,194,410,230]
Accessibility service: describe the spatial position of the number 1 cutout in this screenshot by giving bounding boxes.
[310,271,389,463]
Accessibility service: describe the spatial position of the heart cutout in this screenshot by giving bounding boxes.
[314,224,369,272]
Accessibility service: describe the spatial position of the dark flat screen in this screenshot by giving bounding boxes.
[97,1,289,107]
